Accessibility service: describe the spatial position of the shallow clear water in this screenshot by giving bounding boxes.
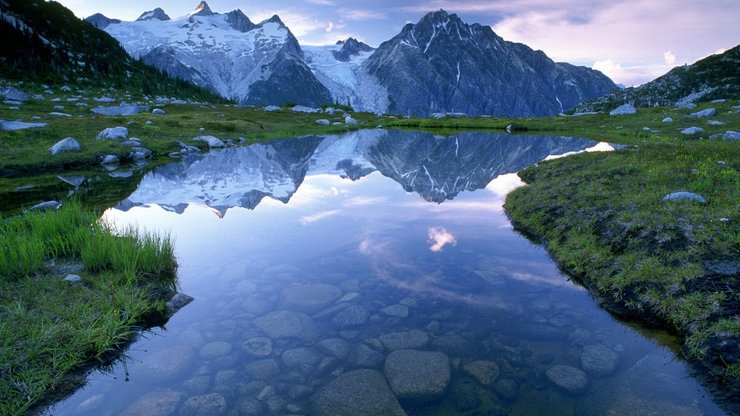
[48,130,724,415]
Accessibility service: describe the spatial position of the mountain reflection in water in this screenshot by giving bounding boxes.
[117,130,598,215]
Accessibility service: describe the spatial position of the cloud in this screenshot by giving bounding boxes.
[325,21,334,32]
[428,226,457,252]
[490,0,739,85]
[340,8,388,20]
[663,50,677,66]
[300,209,341,225]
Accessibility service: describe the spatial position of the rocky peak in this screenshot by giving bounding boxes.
[225,9,255,32]
[85,13,121,29]
[260,14,286,27]
[332,37,374,62]
[136,7,170,22]
[189,1,214,18]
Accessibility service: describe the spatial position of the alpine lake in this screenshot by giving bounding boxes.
[8,129,727,415]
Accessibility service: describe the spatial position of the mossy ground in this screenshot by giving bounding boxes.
[0,201,178,415]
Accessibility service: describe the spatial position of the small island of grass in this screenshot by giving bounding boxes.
[0,201,178,414]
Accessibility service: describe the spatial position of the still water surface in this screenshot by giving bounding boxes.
[49,130,724,415]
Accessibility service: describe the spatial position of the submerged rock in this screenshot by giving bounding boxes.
[462,360,500,386]
[241,337,272,358]
[546,364,589,395]
[279,283,342,313]
[384,350,450,402]
[379,329,429,351]
[120,389,184,416]
[181,392,226,416]
[310,369,407,416]
[332,305,370,328]
[580,344,620,377]
[253,310,319,345]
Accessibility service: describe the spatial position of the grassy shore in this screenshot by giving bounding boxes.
[0,201,177,414]
[500,103,740,398]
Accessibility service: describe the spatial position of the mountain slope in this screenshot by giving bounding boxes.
[361,10,617,117]
[93,2,331,106]
[0,0,220,100]
[575,45,740,112]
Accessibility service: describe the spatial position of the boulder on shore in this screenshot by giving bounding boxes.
[49,137,81,155]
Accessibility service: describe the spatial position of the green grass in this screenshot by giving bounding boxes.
[0,81,381,176]
[503,108,740,389]
[0,201,177,414]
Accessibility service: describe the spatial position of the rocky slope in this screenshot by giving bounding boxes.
[574,45,740,112]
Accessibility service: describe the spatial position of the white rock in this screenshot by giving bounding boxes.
[662,117,673,123]
[49,112,72,117]
[680,127,704,135]
[722,131,740,140]
[91,105,149,116]
[688,108,716,118]
[1,120,47,130]
[94,96,116,103]
[344,115,359,125]
[315,119,330,125]
[192,135,225,148]
[49,137,81,155]
[152,108,166,115]
[101,154,119,165]
[291,105,320,113]
[97,126,128,140]
[609,103,636,116]
[707,120,725,126]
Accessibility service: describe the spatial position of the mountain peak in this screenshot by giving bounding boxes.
[262,15,286,26]
[189,1,214,17]
[136,7,171,22]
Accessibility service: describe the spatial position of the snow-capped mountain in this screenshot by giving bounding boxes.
[88,2,330,106]
[303,39,376,108]
[88,4,616,116]
[118,130,596,214]
[362,10,617,117]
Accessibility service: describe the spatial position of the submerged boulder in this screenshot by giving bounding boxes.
[310,369,407,416]
[384,350,450,401]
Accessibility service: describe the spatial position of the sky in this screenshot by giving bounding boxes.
[55,0,739,86]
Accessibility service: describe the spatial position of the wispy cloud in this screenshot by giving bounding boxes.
[340,8,387,20]
[300,209,341,225]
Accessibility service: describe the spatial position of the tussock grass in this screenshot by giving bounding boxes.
[0,201,178,414]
